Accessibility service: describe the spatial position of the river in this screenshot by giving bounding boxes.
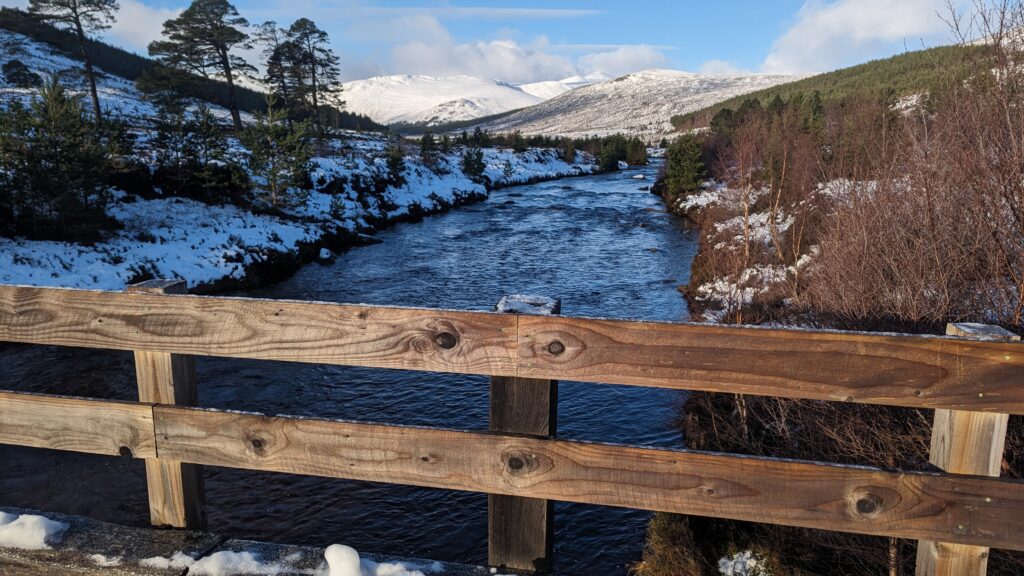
[0,160,699,573]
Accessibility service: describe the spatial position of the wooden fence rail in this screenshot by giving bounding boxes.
[1,283,1022,575]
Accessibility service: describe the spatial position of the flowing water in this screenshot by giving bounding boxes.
[0,161,700,573]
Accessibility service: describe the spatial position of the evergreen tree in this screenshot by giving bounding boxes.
[151,100,245,204]
[440,134,452,153]
[0,75,111,240]
[419,131,437,168]
[665,134,706,197]
[149,0,253,130]
[28,0,118,126]
[287,18,341,131]
[460,146,485,183]
[253,21,299,118]
[240,97,312,208]
[386,140,406,187]
[511,131,527,152]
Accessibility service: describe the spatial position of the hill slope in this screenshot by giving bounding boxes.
[476,69,798,140]
[674,43,985,130]
[342,74,545,125]
[0,7,383,130]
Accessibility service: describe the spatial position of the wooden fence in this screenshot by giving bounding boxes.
[1,280,1022,575]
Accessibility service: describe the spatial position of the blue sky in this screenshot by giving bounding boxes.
[4,0,963,81]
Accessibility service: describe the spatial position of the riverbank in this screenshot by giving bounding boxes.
[0,133,598,294]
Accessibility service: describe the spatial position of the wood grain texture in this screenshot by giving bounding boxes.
[0,285,518,377]
[0,390,155,458]
[914,324,1015,576]
[2,285,1023,412]
[516,315,1024,413]
[489,295,559,572]
[152,405,1024,551]
[127,281,205,530]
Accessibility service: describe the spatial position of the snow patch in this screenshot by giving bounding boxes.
[718,550,766,576]
[0,512,68,550]
[140,551,196,570]
[88,554,123,567]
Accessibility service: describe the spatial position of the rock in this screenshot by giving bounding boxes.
[316,248,335,265]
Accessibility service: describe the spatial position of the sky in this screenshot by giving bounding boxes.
[3,0,967,82]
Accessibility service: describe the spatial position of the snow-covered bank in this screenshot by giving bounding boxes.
[0,138,595,292]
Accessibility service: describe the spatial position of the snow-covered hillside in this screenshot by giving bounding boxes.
[342,73,611,126]
[0,29,246,125]
[478,69,800,140]
[0,29,598,292]
[342,75,543,126]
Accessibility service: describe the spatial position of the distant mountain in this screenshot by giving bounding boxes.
[475,69,799,140]
[342,72,612,127]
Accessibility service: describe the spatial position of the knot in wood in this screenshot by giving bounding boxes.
[856,495,879,515]
[434,331,458,350]
[508,456,525,470]
[848,487,893,518]
[547,340,565,356]
[245,431,273,455]
[118,446,133,458]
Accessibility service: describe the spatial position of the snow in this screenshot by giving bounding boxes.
[88,554,123,567]
[0,30,597,292]
[325,544,442,576]
[342,75,544,126]
[140,551,197,570]
[190,550,287,576]
[718,550,765,576]
[0,511,68,550]
[480,68,800,140]
[495,294,559,315]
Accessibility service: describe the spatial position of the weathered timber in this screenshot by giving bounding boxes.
[0,390,155,458]
[0,285,518,377]
[489,296,559,572]
[127,280,205,530]
[915,323,1019,576]
[152,405,1024,552]
[516,315,1024,413]
[1,285,1024,412]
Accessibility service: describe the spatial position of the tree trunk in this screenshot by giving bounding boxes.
[307,41,321,132]
[221,48,242,130]
[74,19,102,126]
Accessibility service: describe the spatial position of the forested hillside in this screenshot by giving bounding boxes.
[672,43,985,130]
[0,7,383,131]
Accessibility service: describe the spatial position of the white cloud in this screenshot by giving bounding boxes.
[386,14,666,83]
[762,0,953,74]
[577,45,667,77]
[391,32,576,84]
[105,0,180,54]
[698,59,750,75]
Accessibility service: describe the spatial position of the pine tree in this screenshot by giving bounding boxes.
[253,21,299,119]
[419,131,437,168]
[149,0,253,130]
[460,146,485,183]
[665,134,706,197]
[28,0,118,126]
[240,97,312,208]
[287,18,341,131]
[0,75,111,239]
[386,139,406,187]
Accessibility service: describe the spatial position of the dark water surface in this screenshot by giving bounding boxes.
[0,161,699,573]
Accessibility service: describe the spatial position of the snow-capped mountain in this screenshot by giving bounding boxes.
[478,69,800,140]
[342,75,544,126]
[341,72,611,126]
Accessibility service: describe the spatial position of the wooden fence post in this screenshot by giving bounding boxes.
[915,323,1020,576]
[489,295,559,573]
[126,279,205,529]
